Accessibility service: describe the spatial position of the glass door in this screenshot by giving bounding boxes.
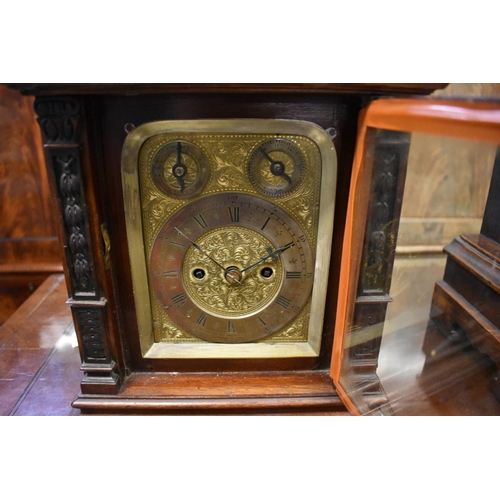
[331,98,500,415]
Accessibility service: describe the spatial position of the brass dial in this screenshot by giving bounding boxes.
[247,138,306,197]
[151,140,209,198]
[123,120,337,358]
[149,192,314,343]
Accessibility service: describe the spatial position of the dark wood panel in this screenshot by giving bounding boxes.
[442,238,500,327]
[481,147,500,244]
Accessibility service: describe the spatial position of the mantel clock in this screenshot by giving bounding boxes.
[8,83,450,414]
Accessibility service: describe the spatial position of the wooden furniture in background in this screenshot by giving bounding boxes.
[429,148,500,397]
[398,83,500,254]
[0,85,62,324]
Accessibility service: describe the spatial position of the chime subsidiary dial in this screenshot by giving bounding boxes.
[151,140,210,198]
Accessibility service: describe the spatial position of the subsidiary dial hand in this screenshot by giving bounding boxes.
[240,241,295,274]
[174,227,241,284]
[259,147,292,183]
[172,141,187,191]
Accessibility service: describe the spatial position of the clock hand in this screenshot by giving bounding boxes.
[172,141,187,191]
[176,141,182,168]
[174,227,225,271]
[259,147,276,165]
[259,147,292,184]
[174,227,242,284]
[240,241,295,274]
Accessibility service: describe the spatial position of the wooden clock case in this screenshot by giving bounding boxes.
[9,84,445,414]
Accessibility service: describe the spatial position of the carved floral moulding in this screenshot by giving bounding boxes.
[34,97,80,144]
[33,96,114,378]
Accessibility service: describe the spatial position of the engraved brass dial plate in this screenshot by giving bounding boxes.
[150,192,313,343]
[122,119,337,359]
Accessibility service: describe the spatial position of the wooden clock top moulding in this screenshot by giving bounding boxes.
[9,83,448,97]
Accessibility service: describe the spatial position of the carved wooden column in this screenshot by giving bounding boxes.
[347,128,411,412]
[34,97,121,394]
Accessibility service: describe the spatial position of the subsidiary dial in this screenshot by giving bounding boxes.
[151,140,210,198]
[247,138,306,197]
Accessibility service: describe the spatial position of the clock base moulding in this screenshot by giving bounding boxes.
[72,370,348,415]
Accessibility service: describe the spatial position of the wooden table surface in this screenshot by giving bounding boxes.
[0,274,81,415]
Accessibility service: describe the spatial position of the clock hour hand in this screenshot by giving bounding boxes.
[259,147,292,184]
[240,241,295,274]
[172,141,187,191]
[174,227,241,284]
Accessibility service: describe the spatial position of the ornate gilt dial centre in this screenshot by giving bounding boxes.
[183,226,283,318]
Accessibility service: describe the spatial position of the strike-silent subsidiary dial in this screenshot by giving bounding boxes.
[247,138,306,197]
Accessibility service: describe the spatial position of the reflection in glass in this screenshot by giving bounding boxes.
[339,130,499,415]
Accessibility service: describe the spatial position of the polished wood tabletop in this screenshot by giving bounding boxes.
[0,274,81,415]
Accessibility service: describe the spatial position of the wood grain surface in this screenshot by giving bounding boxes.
[0,274,78,416]
[0,85,55,239]
[0,85,63,323]
[399,83,500,250]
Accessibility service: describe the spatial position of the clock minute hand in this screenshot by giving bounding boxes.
[174,227,225,271]
[174,227,241,284]
[240,241,295,274]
